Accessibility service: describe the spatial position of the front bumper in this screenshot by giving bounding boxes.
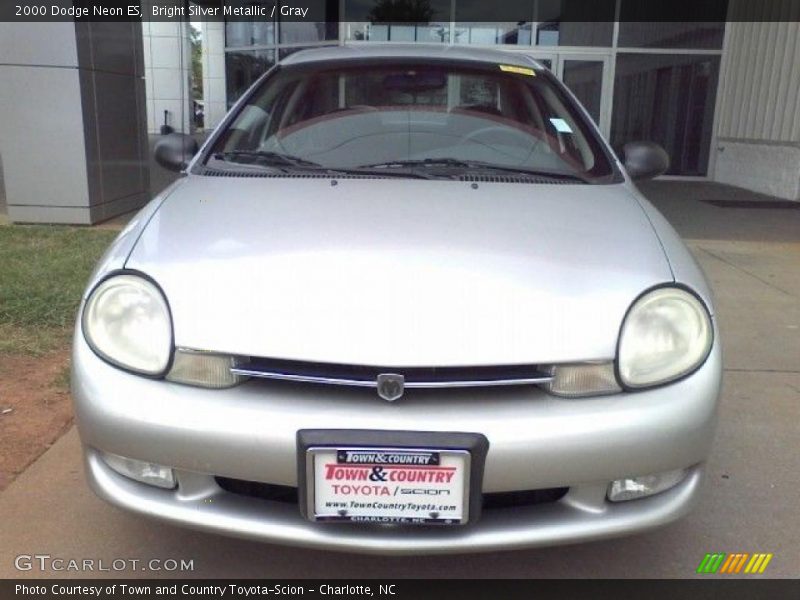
[73,331,721,554]
[84,448,704,554]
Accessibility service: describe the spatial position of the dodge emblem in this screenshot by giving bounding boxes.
[376,373,404,402]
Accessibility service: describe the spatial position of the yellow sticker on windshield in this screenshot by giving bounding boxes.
[499,65,536,76]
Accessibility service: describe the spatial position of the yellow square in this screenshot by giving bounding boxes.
[498,65,536,77]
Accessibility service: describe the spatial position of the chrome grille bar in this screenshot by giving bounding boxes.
[230,367,552,389]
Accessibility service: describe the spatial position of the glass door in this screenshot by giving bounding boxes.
[555,54,612,137]
[510,52,612,136]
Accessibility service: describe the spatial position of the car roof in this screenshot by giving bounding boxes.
[279,44,546,70]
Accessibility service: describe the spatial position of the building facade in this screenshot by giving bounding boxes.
[0,0,798,224]
[205,0,800,199]
[0,21,150,224]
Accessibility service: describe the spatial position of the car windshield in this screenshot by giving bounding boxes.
[208,60,616,182]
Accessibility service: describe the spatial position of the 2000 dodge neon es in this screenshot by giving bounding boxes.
[72,45,721,554]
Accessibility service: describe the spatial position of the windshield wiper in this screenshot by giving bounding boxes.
[361,158,471,170]
[211,151,436,179]
[359,158,589,183]
[323,167,438,180]
[212,153,587,182]
[212,150,322,168]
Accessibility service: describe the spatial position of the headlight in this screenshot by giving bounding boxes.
[82,274,172,375]
[618,287,712,388]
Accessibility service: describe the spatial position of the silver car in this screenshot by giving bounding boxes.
[72,45,721,554]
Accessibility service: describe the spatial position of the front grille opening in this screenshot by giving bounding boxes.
[237,356,550,386]
[215,476,568,510]
[197,168,576,185]
[482,487,568,509]
[197,168,396,180]
[216,477,298,504]
[458,174,573,185]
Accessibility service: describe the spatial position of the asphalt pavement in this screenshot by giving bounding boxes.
[1,181,798,578]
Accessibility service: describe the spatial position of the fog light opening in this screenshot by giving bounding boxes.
[607,468,688,502]
[101,451,176,489]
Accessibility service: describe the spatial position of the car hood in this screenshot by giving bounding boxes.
[126,176,673,367]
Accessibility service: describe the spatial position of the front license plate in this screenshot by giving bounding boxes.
[306,447,471,525]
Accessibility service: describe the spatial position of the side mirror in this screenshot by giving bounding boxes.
[622,141,669,180]
[154,133,199,172]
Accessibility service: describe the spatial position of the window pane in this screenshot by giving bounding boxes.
[618,0,727,49]
[535,0,615,47]
[454,0,534,45]
[611,54,720,176]
[345,0,451,21]
[279,22,338,44]
[251,21,275,45]
[346,22,452,42]
[617,22,725,49]
[562,60,603,124]
[345,0,452,41]
[224,1,276,47]
[225,50,275,107]
[225,21,249,48]
[453,22,533,45]
[225,20,275,47]
[415,24,453,43]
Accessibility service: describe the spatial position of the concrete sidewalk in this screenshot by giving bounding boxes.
[1,182,798,578]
